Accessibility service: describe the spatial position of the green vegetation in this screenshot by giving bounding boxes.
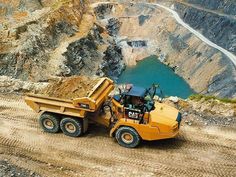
[189,94,236,104]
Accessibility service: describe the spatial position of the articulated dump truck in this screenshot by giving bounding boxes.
[25,77,182,148]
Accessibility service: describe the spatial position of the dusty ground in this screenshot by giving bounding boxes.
[0,94,235,177]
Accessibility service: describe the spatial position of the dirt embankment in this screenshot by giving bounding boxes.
[0,94,235,177]
[166,97,236,127]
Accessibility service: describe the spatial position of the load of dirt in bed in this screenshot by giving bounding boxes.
[39,76,101,99]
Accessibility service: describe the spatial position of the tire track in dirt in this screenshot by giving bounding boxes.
[0,95,235,177]
[0,136,35,153]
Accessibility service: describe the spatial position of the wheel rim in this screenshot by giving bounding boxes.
[65,122,76,133]
[121,132,133,144]
[43,119,54,130]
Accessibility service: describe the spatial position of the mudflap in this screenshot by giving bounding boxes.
[83,117,89,133]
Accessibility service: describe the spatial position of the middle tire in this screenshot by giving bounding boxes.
[60,117,83,137]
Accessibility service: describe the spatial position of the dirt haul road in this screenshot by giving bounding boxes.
[0,95,235,177]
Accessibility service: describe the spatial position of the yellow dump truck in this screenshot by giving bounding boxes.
[25,77,182,148]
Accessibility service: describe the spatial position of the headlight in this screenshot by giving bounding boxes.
[172,124,178,132]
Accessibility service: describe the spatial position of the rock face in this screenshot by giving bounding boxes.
[106,18,122,36]
[62,26,103,76]
[175,2,236,55]
[92,2,236,98]
[94,3,115,19]
[0,1,235,98]
[184,0,236,15]
[173,1,236,98]
[0,1,125,85]
[127,40,147,48]
[0,20,77,81]
[0,0,42,18]
[97,45,125,80]
[207,63,236,98]
[0,0,85,81]
[62,24,125,80]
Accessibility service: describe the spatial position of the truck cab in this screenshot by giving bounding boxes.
[113,86,152,122]
[110,85,182,148]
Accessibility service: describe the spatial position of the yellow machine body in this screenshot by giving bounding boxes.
[25,77,181,144]
[110,99,180,141]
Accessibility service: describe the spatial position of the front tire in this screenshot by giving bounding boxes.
[115,126,140,148]
[39,112,60,133]
[60,117,83,137]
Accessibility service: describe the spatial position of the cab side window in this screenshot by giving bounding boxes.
[124,96,132,108]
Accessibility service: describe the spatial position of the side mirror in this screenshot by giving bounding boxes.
[153,84,164,99]
[153,84,159,88]
[147,84,158,98]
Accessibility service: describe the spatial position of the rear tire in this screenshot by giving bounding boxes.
[60,117,83,137]
[39,113,60,133]
[115,126,140,148]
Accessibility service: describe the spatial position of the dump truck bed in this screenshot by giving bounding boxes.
[25,77,114,118]
[39,76,101,100]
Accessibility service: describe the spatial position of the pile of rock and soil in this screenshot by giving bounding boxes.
[38,76,100,99]
[166,96,236,127]
[0,75,103,99]
[0,76,48,94]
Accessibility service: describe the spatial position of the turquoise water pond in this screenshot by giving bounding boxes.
[117,56,194,99]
